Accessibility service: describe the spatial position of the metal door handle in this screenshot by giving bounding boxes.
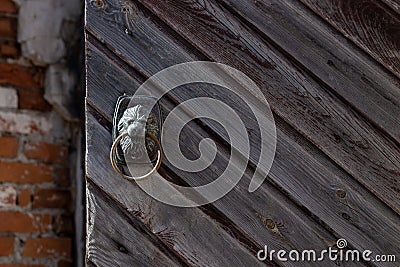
[110,132,162,181]
[109,95,162,180]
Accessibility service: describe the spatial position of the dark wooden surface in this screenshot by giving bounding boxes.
[297,0,400,78]
[85,0,400,266]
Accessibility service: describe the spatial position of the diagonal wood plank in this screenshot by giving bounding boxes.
[298,0,400,78]
[87,40,399,266]
[124,0,400,214]
[217,0,400,144]
[86,42,347,267]
[86,181,185,266]
[85,0,400,265]
[86,0,400,216]
[86,111,270,267]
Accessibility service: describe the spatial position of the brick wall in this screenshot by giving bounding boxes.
[0,0,77,266]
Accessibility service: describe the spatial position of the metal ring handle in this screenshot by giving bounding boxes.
[110,132,162,181]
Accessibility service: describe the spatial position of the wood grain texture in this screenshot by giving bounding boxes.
[298,0,400,78]
[381,0,400,14]
[131,0,400,215]
[86,111,269,267]
[87,40,400,266]
[86,43,344,267]
[86,0,400,215]
[85,0,400,265]
[218,0,400,144]
[86,181,184,266]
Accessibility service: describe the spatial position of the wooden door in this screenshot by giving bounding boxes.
[85,0,400,266]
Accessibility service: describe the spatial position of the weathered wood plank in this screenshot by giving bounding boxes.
[87,41,400,266]
[86,0,400,216]
[218,0,400,144]
[118,0,400,214]
[86,181,184,266]
[297,0,400,78]
[86,111,269,267]
[86,42,344,267]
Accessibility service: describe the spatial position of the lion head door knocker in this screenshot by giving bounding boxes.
[110,95,163,181]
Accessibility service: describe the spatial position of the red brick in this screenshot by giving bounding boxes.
[0,162,53,183]
[0,136,18,158]
[0,264,45,267]
[0,0,18,14]
[22,237,71,258]
[24,142,67,164]
[0,236,14,256]
[18,90,52,112]
[18,188,31,206]
[0,185,16,206]
[0,40,19,58]
[0,17,17,38]
[33,189,71,209]
[0,211,51,233]
[0,64,44,89]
